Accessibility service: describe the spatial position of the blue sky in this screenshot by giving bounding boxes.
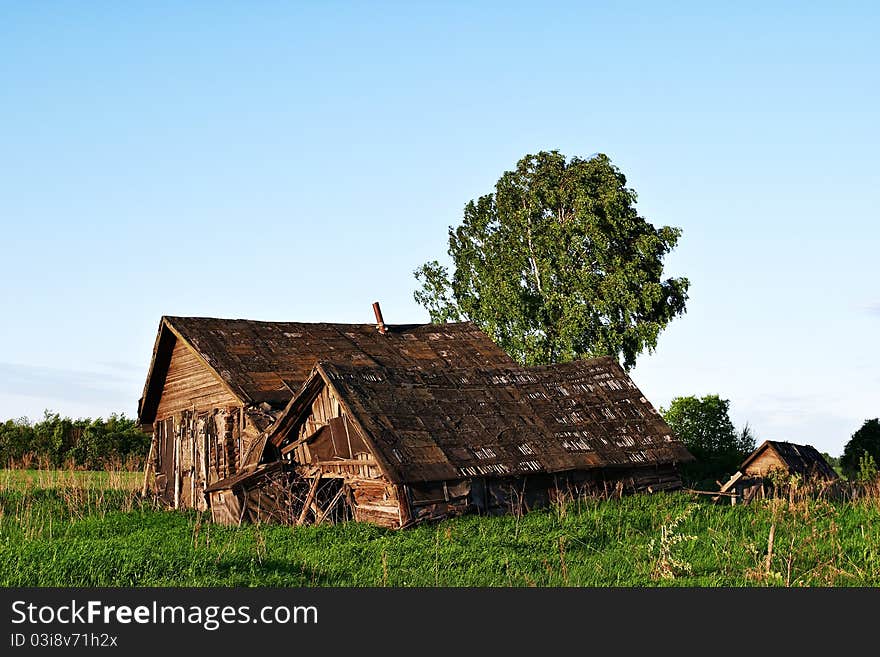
[1,2,877,455]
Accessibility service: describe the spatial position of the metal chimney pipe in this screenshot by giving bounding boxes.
[372,301,387,334]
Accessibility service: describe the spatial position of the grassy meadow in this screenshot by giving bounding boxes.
[1,470,879,587]
[0,468,141,491]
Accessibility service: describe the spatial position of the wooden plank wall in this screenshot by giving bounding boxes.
[209,489,243,525]
[146,335,254,510]
[292,385,343,449]
[283,383,404,526]
[152,407,244,510]
[287,385,378,478]
[744,449,785,477]
[350,480,406,527]
[155,338,240,419]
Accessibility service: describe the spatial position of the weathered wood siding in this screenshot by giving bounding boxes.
[743,447,785,477]
[155,338,240,419]
[209,489,242,525]
[153,408,242,510]
[145,337,252,510]
[287,385,379,480]
[350,480,407,527]
[283,382,404,527]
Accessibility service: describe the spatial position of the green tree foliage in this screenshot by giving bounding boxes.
[820,451,844,477]
[857,453,878,483]
[820,452,841,471]
[414,151,689,368]
[662,395,756,488]
[0,411,150,470]
[841,418,880,479]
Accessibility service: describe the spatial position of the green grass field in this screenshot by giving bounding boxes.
[0,468,141,491]
[1,470,878,586]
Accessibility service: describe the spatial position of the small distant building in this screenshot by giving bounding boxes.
[718,440,838,503]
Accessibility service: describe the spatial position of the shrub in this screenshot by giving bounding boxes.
[0,411,150,470]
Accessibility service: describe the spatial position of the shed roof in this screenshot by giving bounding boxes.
[741,440,838,480]
[272,356,693,483]
[138,315,515,425]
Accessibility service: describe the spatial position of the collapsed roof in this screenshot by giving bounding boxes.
[268,356,693,483]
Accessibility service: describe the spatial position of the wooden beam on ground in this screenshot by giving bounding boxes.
[685,488,738,497]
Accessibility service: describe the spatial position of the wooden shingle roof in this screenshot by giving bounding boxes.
[138,315,516,425]
[273,356,693,483]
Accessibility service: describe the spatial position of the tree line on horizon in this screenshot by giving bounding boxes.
[0,412,150,471]
[1,407,875,485]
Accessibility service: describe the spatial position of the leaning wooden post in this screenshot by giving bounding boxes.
[173,423,181,509]
[315,486,345,525]
[141,436,155,497]
[297,473,322,525]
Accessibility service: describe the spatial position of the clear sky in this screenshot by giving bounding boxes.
[1,2,877,456]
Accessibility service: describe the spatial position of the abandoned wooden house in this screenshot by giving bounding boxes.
[137,311,513,510]
[138,308,693,527]
[718,440,838,504]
